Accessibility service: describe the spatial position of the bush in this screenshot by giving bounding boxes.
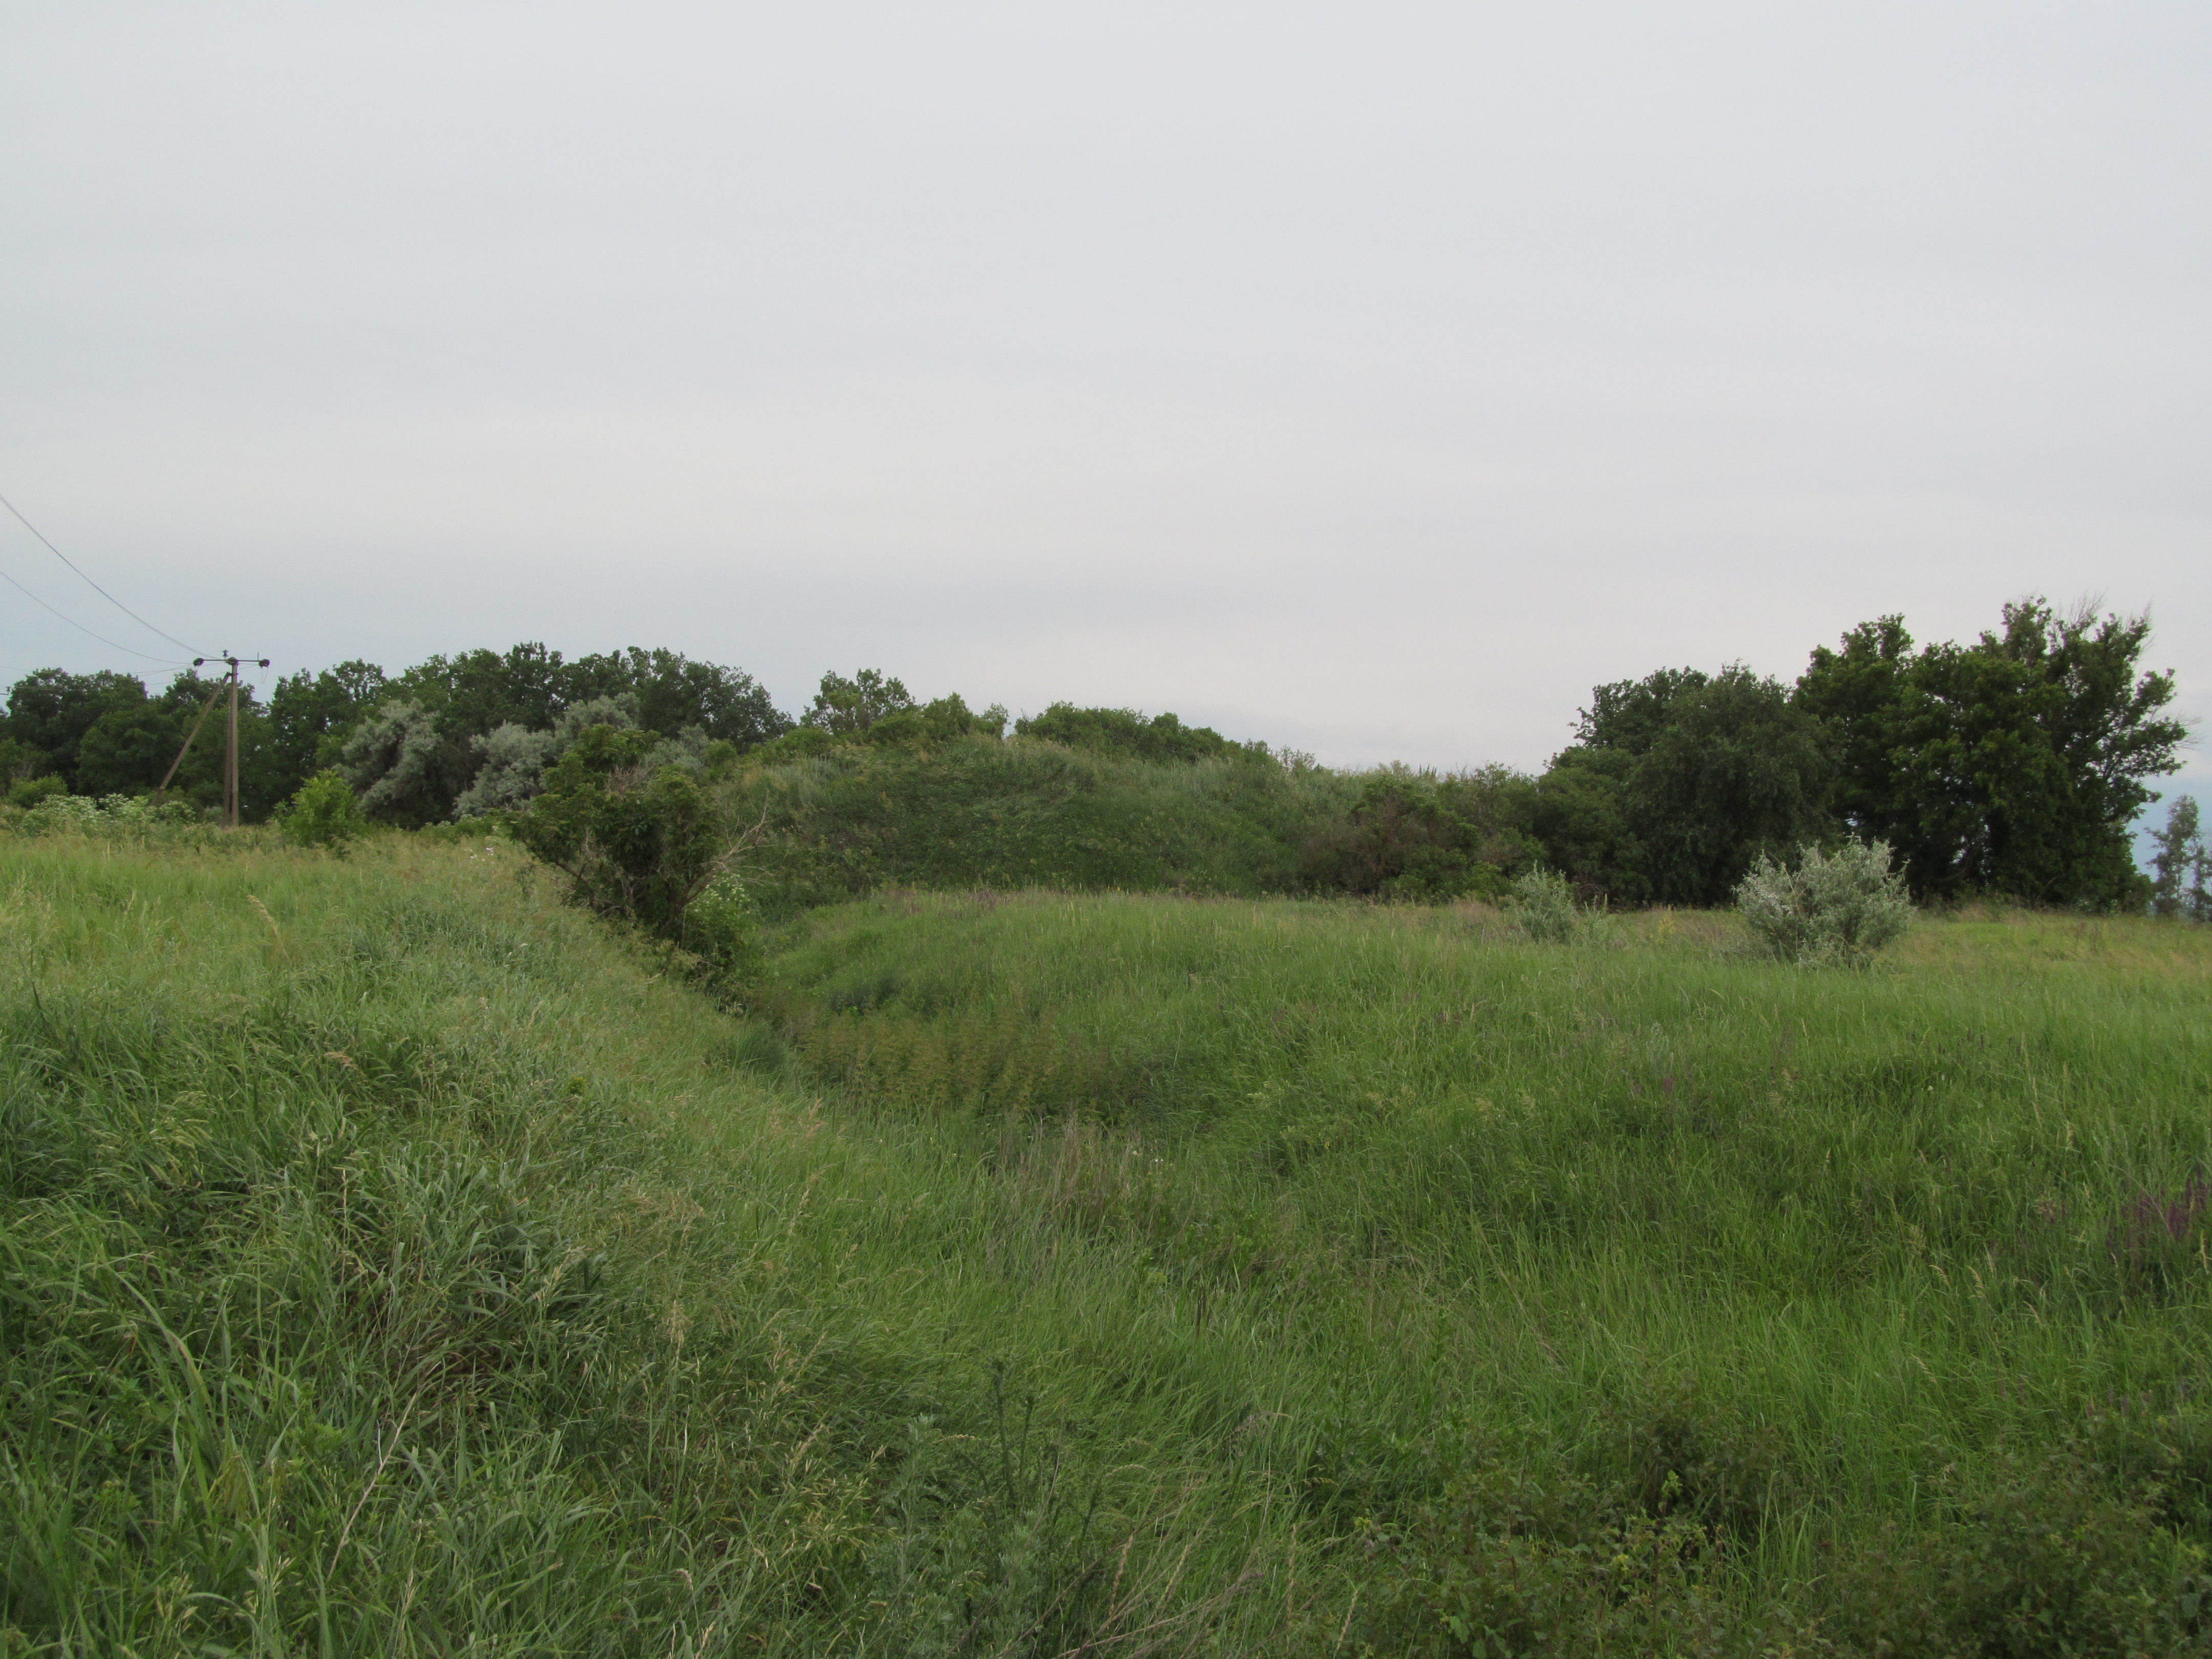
[684,871,764,995]
[9,792,202,842]
[512,724,760,951]
[19,792,101,834]
[1304,783,1482,902]
[277,768,370,850]
[451,722,561,818]
[1512,867,1583,942]
[1734,840,1912,966]
[338,698,471,827]
[727,734,1336,914]
[7,774,68,810]
[1350,1454,1747,1658]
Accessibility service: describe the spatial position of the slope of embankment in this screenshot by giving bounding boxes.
[1,838,1303,1653]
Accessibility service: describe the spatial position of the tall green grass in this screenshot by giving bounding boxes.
[10,834,2212,1653]
[753,892,2212,1650]
[0,839,1298,1654]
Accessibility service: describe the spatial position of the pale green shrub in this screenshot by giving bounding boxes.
[1736,840,1913,966]
[1512,866,1582,943]
[21,793,101,835]
[452,723,561,818]
[17,792,198,839]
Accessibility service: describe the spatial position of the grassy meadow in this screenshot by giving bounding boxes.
[7,829,2212,1654]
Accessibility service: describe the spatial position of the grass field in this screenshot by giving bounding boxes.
[7,831,2212,1654]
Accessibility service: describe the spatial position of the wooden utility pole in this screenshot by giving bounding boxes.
[154,679,225,805]
[193,653,270,828]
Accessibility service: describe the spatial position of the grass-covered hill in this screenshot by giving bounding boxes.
[727,735,1359,916]
[9,831,2212,1653]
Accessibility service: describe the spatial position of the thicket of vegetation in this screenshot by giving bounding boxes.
[2,597,2192,915]
[9,832,2212,1653]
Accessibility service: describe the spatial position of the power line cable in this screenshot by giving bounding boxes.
[0,561,195,666]
[0,490,206,653]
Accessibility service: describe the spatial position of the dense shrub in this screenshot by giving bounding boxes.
[277,768,370,849]
[14,792,199,838]
[1299,769,1537,902]
[1349,1451,1749,1658]
[683,870,765,993]
[512,725,761,968]
[339,698,472,828]
[1823,1448,2212,1657]
[7,774,69,810]
[1734,840,1912,966]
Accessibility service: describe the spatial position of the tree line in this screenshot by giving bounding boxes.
[1,597,2193,910]
[1312,599,2188,910]
[0,645,784,823]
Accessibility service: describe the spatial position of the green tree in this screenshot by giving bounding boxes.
[4,668,146,791]
[1530,747,1645,904]
[801,669,914,734]
[264,661,389,805]
[2149,796,2203,920]
[338,700,471,828]
[0,736,46,790]
[73,698,182,796]
[1535,666,1836,907]
[565,647,788,748]
[389,642,789,752]
[852,693,1003,749]
[391,642,569,737]
[1799,600,2186,906]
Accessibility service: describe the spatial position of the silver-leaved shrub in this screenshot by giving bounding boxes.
[1736,840,1913,966]
[1513,866,1584,943]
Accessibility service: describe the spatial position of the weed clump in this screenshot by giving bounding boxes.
[1348,1447,1754,1657]
[1734,839,1912,965]
[1823,1446,2212,1657]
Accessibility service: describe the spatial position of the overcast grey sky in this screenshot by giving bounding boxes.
[3,3,2206,802]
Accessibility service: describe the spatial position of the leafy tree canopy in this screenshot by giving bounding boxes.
[266,661,390,792]
[1541,665,1836,907]
[1797,599,2184,906]
[801,669,915,734]
[390,644,786,751]
[4,668,146,790]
